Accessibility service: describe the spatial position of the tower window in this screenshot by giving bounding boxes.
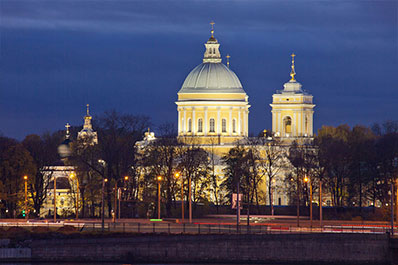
[222,119,227,133]
[232,119,236,133]
[283,116,292,134]
[198,119,203,133]
[209,118,215,132]
[187,119,192,132]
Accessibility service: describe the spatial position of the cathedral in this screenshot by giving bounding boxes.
[171,25,314,205]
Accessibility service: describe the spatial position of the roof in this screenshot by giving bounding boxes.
[178,62,246,94]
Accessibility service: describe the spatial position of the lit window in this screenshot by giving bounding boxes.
[188,119,192,132]
[222,119,227,133]
[198,119,203,132]
[209,118,215,132]
[284,116,292,134]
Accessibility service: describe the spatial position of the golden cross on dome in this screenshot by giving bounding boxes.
[226,54,231,68]
[290,53,296,81]
[65,123,71,138]
[210,21,215,37]
[86,104,90,116]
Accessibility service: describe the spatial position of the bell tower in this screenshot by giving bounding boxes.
[270,54,315,140]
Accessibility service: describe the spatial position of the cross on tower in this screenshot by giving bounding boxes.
[210,21,215,37]
[226,54,231,68]
[86,104,90,116]
[290,53,296,81]
[65,123,71,138]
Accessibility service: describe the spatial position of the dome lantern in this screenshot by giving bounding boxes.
[203,22,222,63]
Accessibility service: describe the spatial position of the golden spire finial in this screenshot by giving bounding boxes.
[65,123,71,138]
[86,104,90,116]
[210,21,215,37]
[147,127,150,133]
[290,53,296,81]
[226,54,231,68]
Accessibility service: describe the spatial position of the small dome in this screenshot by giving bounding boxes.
[179,63,245,94]
[58,138,71,158]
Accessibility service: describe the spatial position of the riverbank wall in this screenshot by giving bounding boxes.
[2,233,398,264]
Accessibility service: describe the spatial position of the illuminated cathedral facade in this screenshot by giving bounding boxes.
[172,25,315,205]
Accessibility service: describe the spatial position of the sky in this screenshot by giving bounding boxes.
[0,0,397,140]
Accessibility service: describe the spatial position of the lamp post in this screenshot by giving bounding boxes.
[23,175,28,221]
[101,178,108,232]
[319,179,323,228]
[175,172,184,222]
[70,172,79,220]
[53,175,57,223]
[189,176,192,224]
[304,176,312,227]
[157,176,163,220]
[117,175,129,220]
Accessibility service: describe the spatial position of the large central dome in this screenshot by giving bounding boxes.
[178,28,246,95]
[179,63,244,93]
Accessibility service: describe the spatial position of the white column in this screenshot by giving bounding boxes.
[277,112,281,134]
[192,107,196,133]
[245,109,249,136]
[217,107,221,134]
[272,111,276,134]
[298,112,301,136]
[243,110,247,136]
[302,110,305,137]
[310,110,314,136]
[178,108,181,135]
[229,107,232,136]
[183,108,186,134]
[238,108,241,135]
[293,113,296,137]
[204,107,208,135]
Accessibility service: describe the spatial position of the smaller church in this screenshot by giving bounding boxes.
[41,105,97,218]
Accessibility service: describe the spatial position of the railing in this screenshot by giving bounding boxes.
[1,221,396,236]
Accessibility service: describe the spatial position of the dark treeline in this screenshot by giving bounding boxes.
[0,113,397,220]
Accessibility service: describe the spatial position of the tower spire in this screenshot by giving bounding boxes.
[210,21,215,38]
[65,123,71,139]
[83,104,93,130]
[226,54,230,68]
[290,53,296,81]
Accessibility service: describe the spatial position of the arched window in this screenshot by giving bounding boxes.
[283,116,292,134]
[198,119,203,132]
[232,119,236,133]
[222,119,227,133]
[187,118,192,132]
[209,118,215,132]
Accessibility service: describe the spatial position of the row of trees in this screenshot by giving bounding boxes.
[0,111,397,219]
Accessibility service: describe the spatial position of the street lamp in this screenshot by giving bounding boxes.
[101,178,108,232]
[157,176,163,220]
[175,172,184,222]
[304,176,313,227]
[23,175,28,221]
[69,172,79,220]
[115,176,129,220]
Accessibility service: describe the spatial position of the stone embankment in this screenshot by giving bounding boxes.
[1,233,397,264]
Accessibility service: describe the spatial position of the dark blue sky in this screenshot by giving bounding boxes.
[1,1,397,139]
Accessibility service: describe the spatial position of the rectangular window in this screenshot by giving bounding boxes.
[198,119,203,132]
[222,119,227,133]
[188,119,192,132]
[209,118,215,132]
